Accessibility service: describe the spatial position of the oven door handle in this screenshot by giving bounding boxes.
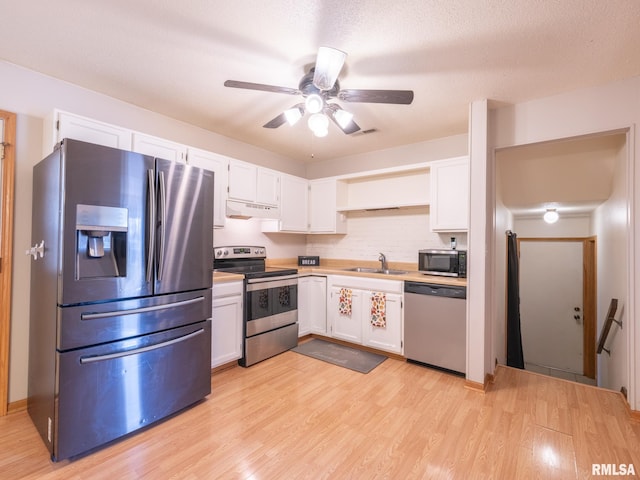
[246,275,298,290]
[246,274,299,284]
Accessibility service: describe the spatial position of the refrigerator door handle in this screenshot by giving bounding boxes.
[157,170,167,281]
[80,295,205,320]
[79,328,205,364]
[146,169,156,283]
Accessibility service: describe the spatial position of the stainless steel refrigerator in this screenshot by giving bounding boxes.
[27,139,214,461]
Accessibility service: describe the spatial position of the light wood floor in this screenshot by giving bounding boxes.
[2,352,639,479]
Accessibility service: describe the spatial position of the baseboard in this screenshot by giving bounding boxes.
[621,393,640,422]
[7,398,27,414]
[464,372,495,393]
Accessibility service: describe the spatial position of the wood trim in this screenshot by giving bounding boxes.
[7,398,27,414]
[0,110,16,417]
[583,237,597,378]
[464,372,493,392]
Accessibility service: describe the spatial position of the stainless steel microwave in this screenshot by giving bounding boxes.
[418,249,467,278]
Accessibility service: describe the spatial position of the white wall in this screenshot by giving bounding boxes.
[592,142,629,390]
[489,75,640,409]
[0,60,303,403]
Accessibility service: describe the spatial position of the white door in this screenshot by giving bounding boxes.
[519,241,584,374]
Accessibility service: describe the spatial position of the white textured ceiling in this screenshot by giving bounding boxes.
[1,0,640,163]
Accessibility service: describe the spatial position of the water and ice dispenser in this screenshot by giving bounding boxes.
[76,204,128,279]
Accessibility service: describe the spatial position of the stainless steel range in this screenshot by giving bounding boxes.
[214,246,298,366]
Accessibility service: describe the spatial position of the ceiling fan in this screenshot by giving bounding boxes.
[224,47,414,137]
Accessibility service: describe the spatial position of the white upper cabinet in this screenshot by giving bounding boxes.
[278,174,308,232]
[228,160,257,202]
[309,178,347,234]
[45,111,132,155]
[187,147,229,228]
[429,156,470,232]
[256,167,280,206]
[228,159,280,206]
[132,132,187,163]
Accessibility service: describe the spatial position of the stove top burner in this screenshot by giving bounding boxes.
[213,246,297,279]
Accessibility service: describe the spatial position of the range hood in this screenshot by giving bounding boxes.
[226,199,280,219]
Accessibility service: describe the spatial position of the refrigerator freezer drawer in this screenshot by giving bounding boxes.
[58,289,212,351]
[53,321,211,460]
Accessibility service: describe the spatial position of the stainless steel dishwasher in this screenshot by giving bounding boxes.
[404,282,467,375]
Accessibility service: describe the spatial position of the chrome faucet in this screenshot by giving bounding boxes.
[378,252,388,271]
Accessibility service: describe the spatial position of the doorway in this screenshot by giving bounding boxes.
[518,237,596,384]
[0,109,16,416]
[496,131,627,389]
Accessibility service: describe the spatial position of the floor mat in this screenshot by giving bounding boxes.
[291,338,387,373]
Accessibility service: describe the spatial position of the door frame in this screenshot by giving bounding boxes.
[0,110,16,416]
[515,236,597,379]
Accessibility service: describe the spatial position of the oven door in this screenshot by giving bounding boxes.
[245,275,298,336]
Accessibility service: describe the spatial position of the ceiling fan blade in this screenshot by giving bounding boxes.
[313,47,347,91]
[338,89,414,104]
[263,112,287,129]
[325,105,361,135]
[224,80,300,96]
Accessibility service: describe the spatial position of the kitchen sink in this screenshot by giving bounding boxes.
[342,267,407,275]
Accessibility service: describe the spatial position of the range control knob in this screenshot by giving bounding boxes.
[215,249,222,257]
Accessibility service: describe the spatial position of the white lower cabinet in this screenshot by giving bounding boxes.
[298,276,327,336]
[362,291,403,353]
[327,276,403,355]
[211,281,243,368]
[329,286,363,343]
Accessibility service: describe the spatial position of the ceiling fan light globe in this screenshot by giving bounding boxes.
[308,113,329,135]
[305,94,324,114]
[313,127,329,138]
[284,107,302,126]
[313,47,347,90]
[334,109,354,129]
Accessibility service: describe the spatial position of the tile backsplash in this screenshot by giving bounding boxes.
[306,208,467,264]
